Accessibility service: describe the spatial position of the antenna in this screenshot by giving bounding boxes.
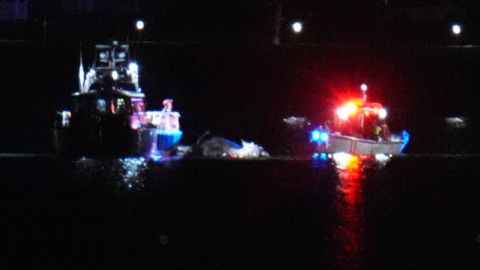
[360,83,368,101]
[78,43,85,92]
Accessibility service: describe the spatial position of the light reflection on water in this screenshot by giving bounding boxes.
[332,153,391,270]
[67,154,399,268]
[116,157,148,190]
[73,157,149,190]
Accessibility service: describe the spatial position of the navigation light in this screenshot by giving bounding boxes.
[378,108,387,119]
[111,70,119,80]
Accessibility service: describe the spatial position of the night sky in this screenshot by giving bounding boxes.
[11,1,480,45]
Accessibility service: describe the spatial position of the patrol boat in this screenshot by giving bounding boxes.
[53,41,182,158]
[311,87,409,155]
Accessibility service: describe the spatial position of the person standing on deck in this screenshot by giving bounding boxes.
[159,99,180,131]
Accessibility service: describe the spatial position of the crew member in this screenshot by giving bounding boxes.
[159,99,180,131]
[373,124,382,140]
[381,123,390,140]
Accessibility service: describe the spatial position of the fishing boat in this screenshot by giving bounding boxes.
[311,86,409,155]
[53,41,182,158]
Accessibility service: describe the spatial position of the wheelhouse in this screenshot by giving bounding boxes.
[71,92,146,116]
[332,98,389,139]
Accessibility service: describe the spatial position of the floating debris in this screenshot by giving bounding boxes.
[445,116,469,128]
[229,140,270,159]
[188,134,269,159]
[283,116,310,129]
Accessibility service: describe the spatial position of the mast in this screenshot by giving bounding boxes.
[361,83,368,101]
[78,49,85,92]
[360,83,368,129]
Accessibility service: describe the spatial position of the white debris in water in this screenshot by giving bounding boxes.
[374,153,391,162]
[445,117,468,128]
[375,153,392,168]
[283,116,310,129]
[176,145,192,156]
[229,140,270,159]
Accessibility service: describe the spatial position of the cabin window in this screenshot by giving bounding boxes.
[115,51,126,65]
[96,99,107,113]
[97,51,110,67]
[111,98,126,114]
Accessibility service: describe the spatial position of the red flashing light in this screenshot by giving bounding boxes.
[336,99,384,120]
[131,117,140,130]
[336,100,360,120]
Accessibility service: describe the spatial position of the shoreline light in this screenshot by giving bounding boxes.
[451,24,461,35]
[136,20,145,31]
[292,22,303,33]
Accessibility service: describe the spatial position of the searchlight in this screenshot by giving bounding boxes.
[128,62,138,73]
[111,70,119,80]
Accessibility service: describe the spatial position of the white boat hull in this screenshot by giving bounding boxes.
[323,134,404,155]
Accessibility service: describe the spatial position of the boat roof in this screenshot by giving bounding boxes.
[95,44,129,50]
[342,98,383,110]
[72,89,145,99]
[92,43,131,70]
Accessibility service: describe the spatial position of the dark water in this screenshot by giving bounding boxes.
[1,155,480,269]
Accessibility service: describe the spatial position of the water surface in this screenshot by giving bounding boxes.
[2,155,480,269]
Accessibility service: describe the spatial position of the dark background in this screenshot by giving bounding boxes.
[3,3,480,269]
[2,0,480,154]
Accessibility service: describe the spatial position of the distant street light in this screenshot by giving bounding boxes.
[135,20,145,43]
[451,24,462,36]
[135,20,145,31]
[292,21,303,33]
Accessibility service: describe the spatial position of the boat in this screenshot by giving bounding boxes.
[53,41,182,158]
[311,87,409,155]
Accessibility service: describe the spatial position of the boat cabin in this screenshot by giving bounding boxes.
[332,98,389,139]
[82,42,140,93]
[65,90,148,130]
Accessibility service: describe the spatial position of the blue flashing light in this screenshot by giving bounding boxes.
[320,132,329,142]
[312,152,328,160]
[400,130,410,152]
[311,130,321,142]
[311,129,329,143]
